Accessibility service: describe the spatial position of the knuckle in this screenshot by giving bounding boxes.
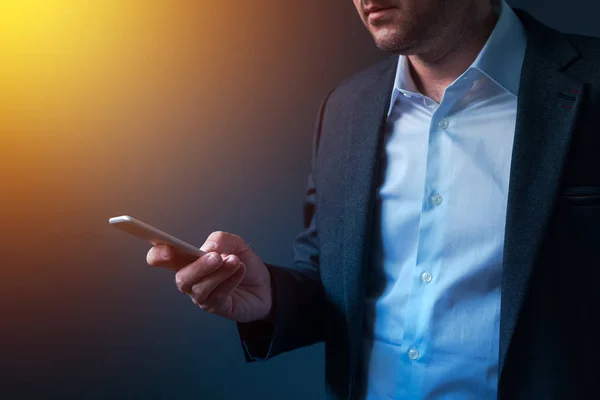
[212,231,227,241]
[222,258,236,270]
[174,273,186,292]
[202,253,222,269]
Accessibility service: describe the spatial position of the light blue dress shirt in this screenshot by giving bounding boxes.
[360,1,527,398]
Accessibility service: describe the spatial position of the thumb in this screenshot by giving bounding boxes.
[147,245,198,270]
[201,231,250,256]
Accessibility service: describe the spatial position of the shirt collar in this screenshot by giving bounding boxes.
[471,0,527,96]
[387,0,527,116]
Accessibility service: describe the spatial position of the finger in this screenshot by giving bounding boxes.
[175,252,224,293]
[189,255,242,303]
[198,262,247,313]
[200,231,250,256]
[146,245,194,270]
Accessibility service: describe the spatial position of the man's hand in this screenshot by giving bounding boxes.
[146,231,272,323]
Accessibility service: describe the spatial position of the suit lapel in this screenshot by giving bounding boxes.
[341,58,397,384]
[499,10,584,374]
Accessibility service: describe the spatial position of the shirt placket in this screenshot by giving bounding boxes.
[394,88,462,398]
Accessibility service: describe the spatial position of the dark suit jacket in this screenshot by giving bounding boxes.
[238,9,600,400]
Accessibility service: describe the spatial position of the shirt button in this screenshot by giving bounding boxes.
[408,348,419,360]
[431,193,443,205]
[421,272,433,283]
[438,118,449,130]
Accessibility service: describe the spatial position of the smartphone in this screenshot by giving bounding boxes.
[109,215,205,261]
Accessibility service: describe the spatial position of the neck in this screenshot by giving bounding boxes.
[407,2,498,103]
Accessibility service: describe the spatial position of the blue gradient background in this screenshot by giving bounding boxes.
[1,0,599,398]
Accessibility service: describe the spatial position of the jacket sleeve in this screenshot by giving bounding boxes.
[236,91,331,361]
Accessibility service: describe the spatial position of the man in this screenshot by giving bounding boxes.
[147,0,600,398]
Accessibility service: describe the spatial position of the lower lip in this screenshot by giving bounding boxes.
[368,8,393,21]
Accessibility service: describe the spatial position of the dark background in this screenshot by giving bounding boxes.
[1,0,599,399]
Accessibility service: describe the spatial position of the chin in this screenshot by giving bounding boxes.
[371,29,411,54]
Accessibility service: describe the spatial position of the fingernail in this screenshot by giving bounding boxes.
[162,247,170,259]
[201,241,216,252]
[207,253,221,267]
